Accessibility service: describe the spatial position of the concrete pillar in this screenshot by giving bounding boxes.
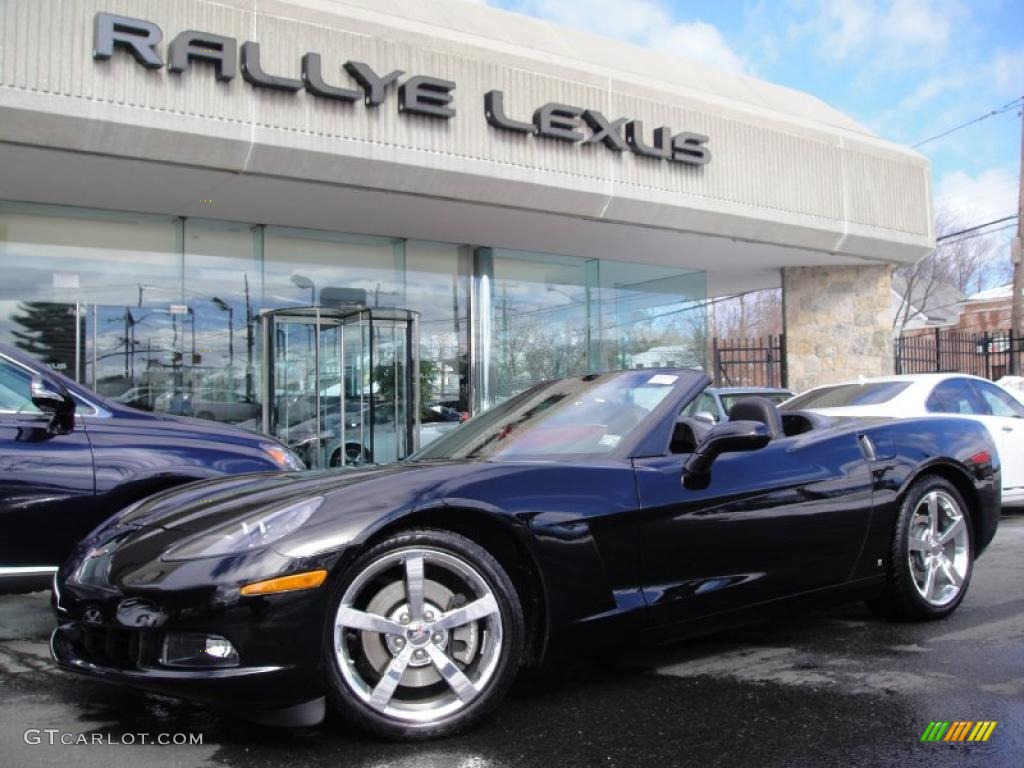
[782,265,894,393]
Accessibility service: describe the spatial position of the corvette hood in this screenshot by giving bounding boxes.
[115,462,456,534]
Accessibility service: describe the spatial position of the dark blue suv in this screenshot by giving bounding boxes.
[0,343,303,591]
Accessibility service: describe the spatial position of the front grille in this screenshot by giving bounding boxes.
[66,624,158,670]
[81,626,139,668]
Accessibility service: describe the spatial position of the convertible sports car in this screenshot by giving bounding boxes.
[52,369,1000,740]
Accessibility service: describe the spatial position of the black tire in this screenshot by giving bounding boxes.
[343,443,372,466]
[323,528,524,740]
[867,475,973,621]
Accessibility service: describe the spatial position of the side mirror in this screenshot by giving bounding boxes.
[683,420,771,490]
[31,375,76,433]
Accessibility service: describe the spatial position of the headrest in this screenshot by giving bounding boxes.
[727,396,783,439]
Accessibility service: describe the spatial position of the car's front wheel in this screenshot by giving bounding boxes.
[868,475,973,621]
[324,529,523,739]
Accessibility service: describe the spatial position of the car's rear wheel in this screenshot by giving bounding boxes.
[868,475,973,620]
[324,529,523,739]
[330,444,373,467]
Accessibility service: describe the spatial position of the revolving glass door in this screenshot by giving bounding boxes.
[261,307,419,469]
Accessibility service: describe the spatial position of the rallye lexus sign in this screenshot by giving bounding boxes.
[93,12,711,166]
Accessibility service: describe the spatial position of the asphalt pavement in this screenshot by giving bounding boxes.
[1,514,1022,768]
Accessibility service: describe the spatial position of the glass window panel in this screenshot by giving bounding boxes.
[600,262,706,373]
[490,249,593,401]
[405,241,469,429]
[0,202,180,405]
[263,227,405,309]
[487,249,707,405]
[262,228,410,458]
[182,219,262,425]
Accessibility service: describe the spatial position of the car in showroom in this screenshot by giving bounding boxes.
[782,373,1023,506]
[153,388,260,424]
[52,368,1000,739]
[0,343,304,591]
[681,385,794,423]
[285,400,463,468]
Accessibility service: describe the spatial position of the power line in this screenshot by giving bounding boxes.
[936,215,1019,242]
[912,97,1023,149]
[937,222,1018,247]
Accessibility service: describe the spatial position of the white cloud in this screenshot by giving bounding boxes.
[796,0,962,68]
[645,21,746,72]
[809,0,875,60]
[885,0,953,48]
[899,71,970,110]
[990,48,1024,98]
[490,0,747,72]
[935,167,1018,225]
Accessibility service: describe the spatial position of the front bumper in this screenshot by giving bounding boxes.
[51,535,341,724]
[50,600,328,723]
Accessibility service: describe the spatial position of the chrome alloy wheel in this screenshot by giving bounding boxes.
[333,547,503,723]
[907,490,969,607]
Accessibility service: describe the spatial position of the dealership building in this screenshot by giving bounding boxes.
[0,0,933,465]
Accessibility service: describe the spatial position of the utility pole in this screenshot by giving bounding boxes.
[1012,102,1024,375]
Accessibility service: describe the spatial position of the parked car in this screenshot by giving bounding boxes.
[782,373,1024,506]
[0,343,304,592]
[109,385,160,412]
[681,386,794,423]
[53,369,998,739]
[154,388,259,424]
[420,403,465,447]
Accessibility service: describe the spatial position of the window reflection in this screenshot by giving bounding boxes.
[488,249,706,403]
[0,202,180,406]
[600,261,706,372]
[263,227,405,310]
[491,251,591,401]
[181,220,262,425]
[406,241,469,422]
[0,201,707,451]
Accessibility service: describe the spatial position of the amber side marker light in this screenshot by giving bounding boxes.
[241,570,328,596]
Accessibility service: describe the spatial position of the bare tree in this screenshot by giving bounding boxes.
[938,210,1000,295]
[892,249,949,335]
[892,205,1007,335]
[708,288,782,339]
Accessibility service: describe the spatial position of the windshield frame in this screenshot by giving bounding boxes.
[408,369,709,463]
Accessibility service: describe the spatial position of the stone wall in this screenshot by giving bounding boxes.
[783,265,894,392]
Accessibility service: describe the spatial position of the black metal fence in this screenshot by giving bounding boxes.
[895,328,1021,380]
[712,335,787,389]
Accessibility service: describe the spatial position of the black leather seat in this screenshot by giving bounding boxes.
[727,396,783,439]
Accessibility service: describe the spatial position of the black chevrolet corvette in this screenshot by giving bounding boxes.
[52,369,1000,739]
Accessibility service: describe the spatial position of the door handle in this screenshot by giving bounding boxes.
[1002,426,1014,432]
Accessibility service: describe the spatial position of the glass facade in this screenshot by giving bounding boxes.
[479,248,707,406]
[0,200,706,462]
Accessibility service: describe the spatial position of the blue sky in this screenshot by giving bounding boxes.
[482,0,1022,238]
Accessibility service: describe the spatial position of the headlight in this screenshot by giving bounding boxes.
[162,497,324,561]
[261,441,306,471]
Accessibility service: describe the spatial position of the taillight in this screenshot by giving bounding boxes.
[968,451,991,466]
